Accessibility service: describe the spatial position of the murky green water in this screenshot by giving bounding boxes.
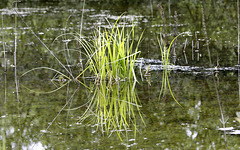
[1,0,240,149]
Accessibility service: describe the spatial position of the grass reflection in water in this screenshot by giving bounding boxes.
[77,81,144,140]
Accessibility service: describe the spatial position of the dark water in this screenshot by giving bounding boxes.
[1,0,240,149]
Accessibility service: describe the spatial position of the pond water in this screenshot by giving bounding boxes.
[1,0,240,149]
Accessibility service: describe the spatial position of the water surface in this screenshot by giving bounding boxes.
[1,0,240,149]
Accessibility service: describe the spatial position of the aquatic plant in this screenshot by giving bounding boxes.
[158,33,183,106]
[157,3,181,106]
[72,16,145,139]
[75,16,143,84]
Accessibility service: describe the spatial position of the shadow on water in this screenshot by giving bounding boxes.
[2,0,240,149]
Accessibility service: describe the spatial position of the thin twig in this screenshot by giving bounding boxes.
[32,87,79,149]
[183,38,188,64]
[13,1,20,102]
[238,0,239,64]
[2,14,7,72]
[12,6,77,83]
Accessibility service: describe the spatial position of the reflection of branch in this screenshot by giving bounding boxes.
[33,87,79,149]
[239,68,240,105]
[238,0,240,107]
[201,3,228,149]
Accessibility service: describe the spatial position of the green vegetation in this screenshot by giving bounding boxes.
[72,16,145,139]
[19,13,183,139]
[75,16,143,84]
[158,33,183,106]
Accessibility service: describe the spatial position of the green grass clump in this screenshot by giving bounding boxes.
[158,33,183,106]
[73,16,145,139]
[76,16,143,84]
